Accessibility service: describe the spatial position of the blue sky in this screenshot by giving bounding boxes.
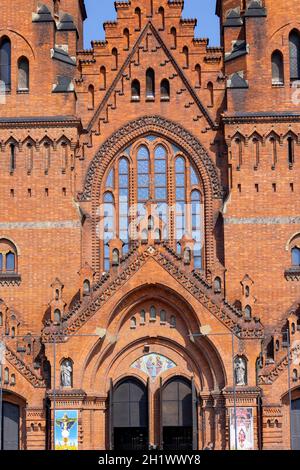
[83,0,220,48]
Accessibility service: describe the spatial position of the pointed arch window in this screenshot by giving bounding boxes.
[0,36,11,91]
[160,79,170,101]
[131,79,140,101]
[289,30,300,81]
[17,56,29,91]
[146,68,155,99]
[271,50,284,85]
[288,136,295,166]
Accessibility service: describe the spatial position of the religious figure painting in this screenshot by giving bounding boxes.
[131,353,176,380]
[230,407,254,450]
[55,410,78,450]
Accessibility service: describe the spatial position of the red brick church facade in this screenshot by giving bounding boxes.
[0,0,300,450]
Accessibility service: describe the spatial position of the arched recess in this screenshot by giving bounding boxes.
[78,116,223,279]
[281,387,300,450]
[79,284,227,394]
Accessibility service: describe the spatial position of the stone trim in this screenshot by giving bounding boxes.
[0,116,81,128]
[87,21,217,133]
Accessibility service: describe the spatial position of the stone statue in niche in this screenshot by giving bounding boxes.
[60,359,73,387]
[234,357,247,386]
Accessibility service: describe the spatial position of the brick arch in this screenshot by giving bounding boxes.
[80,284,227,393]
[79,116,223,277]
[104,283,203,334]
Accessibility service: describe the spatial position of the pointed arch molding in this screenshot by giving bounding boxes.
[78,115,223,202]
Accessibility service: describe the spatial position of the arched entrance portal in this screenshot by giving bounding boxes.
[1,401,20,450]
[292,398,300,450]
[111,378,149,450]
[161,377,197,451]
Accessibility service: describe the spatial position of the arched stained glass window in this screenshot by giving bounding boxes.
[175,157,186,252]
[137,145,150,203]
[0,239,18,274]
[150,305,156,320]
[289,30,300,81]
[18,56,29,91]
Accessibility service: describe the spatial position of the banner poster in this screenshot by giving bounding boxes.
[54,410,78,450]
[230,407,254,450]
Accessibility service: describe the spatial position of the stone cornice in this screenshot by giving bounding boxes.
[222,112,300,125]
